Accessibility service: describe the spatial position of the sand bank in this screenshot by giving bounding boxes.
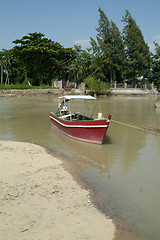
[0,140,115,240]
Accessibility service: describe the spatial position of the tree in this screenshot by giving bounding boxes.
[90,8,125,85]
[122,10,152,82]
[0,49,12,85]
[72,44,92,82]
[152,42,160,87]
[11,32,74,86]
[0,51,4,84]
[8,58,27,84]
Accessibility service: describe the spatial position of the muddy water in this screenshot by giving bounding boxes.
[0,95,160,239]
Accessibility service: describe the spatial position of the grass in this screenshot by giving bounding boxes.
[0,84,56,90]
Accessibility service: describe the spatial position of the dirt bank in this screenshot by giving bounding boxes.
[0,88,159,97]
[0,89,65,97]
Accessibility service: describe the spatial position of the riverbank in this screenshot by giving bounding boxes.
[0,88,159,97]
[0,88,65,97]
[110,88,159,96]
[0,140,115,240]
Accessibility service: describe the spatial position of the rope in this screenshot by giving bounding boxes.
[111,119,160,136]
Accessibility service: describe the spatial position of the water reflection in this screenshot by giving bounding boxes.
[50,126,112,175]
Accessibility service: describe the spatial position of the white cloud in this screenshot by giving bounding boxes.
[148,43,155,53]
[153,34,160,43]
[73,39,91,48]
[149,34,160,53]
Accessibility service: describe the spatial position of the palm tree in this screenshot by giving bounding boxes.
[0,51,4,84]
[2,49,11,85]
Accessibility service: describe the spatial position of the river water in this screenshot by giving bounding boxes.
[0,95,160,239]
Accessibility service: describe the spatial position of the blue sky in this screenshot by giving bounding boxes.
[1,0,160,52]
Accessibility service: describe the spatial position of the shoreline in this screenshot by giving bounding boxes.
[0,88,159,97]
[0,140,115,240]
[0,88,65,97]
[110,87,159,96]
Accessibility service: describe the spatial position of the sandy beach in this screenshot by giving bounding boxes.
[0,140,115,240]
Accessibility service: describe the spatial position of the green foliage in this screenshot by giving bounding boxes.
[154,42,160,57]
[90,8,125,85]
[84,76,100,94]
[152,60,160,85]
[122,10,152,80]
[0,83,31,89]
[11,32,75,86]
[152,42,160,85]
[0,83,55,90]
[84,75,110,95]
[70,44,93,82]
[100,81,110,92]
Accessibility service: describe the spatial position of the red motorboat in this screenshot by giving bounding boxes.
[50,95,112,144]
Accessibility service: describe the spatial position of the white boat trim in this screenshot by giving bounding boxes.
[50,115,108,128]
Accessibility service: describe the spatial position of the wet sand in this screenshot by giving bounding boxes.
[0,140,115,240]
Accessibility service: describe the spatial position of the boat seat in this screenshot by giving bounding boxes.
[76,115,83,120]
[60,113,72,119]
[82,116,93,120]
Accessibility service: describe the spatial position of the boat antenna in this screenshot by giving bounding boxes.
[91,99,99,117]
[84,100,91,116]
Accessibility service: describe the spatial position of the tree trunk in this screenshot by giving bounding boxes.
[38,73,43,86]
[0,61,3,84]
[110,66,113,87]
[5,71,9,85]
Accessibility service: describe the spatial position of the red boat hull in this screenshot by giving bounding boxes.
[50,113,111,144]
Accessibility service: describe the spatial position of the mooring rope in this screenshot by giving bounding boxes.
[111,119,160,136]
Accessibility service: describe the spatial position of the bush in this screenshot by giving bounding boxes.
[84,76,101,94]
[0,84,30,90]
[84,76,110,95]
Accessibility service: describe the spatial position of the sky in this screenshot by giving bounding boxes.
[1,0,160,52]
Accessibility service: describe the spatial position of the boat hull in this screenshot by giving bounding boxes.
[50,113,111,144]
